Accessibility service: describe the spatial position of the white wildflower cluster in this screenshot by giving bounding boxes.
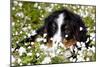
[34,32,95,63]
[12,7,15,10]
[28,25,31,29]
[18,58,21,63]
[12,22,15,26]
[41,56,51,64]
[40,44,48,50]
[34,3,38,8]
[63,49,72,58]
[71,6,95,19]
[28,46,31,49]
[27,52,32,56]
[15,12,24,18]
[18,2,23,7]
[46,7,52,12]
[35,33,47,43]
[36,38,44,42]
[15,31,18,35]
[18,47,26,56]
[90,33,95,41]
[38,6,41,10]
[13,1,18,6]
[11,56,16,64]
[27,30,37,37]
[22,27,27,31]
[11,56,16,66]
[36,53,40,57]
[69,41,95,62]
[12,30,95,65]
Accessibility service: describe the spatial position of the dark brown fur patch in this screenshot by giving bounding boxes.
[62,39,77,48]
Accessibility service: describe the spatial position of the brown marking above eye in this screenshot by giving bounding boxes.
[62,38,77,48]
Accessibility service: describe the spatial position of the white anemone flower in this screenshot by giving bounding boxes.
[86,57,90,61]
[87,50,93,56]
[31,42,34,45]
[56,49,61,54]
[89,46,95,53]
[41,57,51,64]
[49,52,56,57]
[36,38,43,42]
[22,27,27,31]
[81,42,85,47]
[77,55,85,62]
[15,32,18,35]
[36,53,40,57]
[27,52,32,56]
[11,56,16,63]
[90,33,95,38]
[28,46,31,49]
[16,12,24,18]
[76,42,81,47]
[18,58,21,63]
[13,1,18,6]
[19,47,26,56]
[18,2,23,7]
[43,33,47,37]
[43,39,47,43]
[64,50,72,58]
[40,44,47,50]
[69,57,76,62]
[12,22,15,26]
[28,33,31,37]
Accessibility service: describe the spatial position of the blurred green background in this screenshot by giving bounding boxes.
[11,0,96,66]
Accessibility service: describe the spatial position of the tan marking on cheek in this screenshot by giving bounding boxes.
[62,39,77,48]
[47,38,52,48]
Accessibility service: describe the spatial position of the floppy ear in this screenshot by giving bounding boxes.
[44,12,57,24]
[75,18,87,42]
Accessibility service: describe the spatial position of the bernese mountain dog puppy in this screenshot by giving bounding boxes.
[15,9,89,54]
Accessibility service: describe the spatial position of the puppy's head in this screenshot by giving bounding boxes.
[61,9,87,42]
[45,9,87,47]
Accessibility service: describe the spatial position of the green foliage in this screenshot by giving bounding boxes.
[51,56,65,64]
[11,0,96,66]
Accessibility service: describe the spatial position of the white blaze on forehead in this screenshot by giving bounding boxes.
[52,13,64,53]
[53,13,64,42]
